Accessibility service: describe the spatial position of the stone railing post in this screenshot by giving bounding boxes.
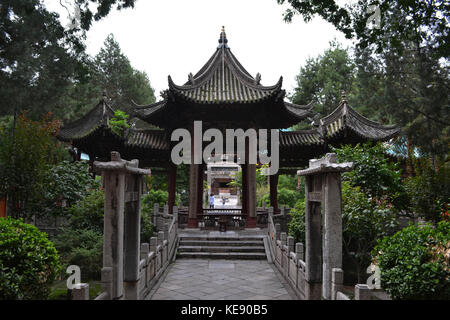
[140,243,149,262]
[268,207,274,217]
[280,232,287,245]
[153,203,159,226]
[331,268,344,300]
[295,243,304,262]
[163,223,169,241]
[287,236,294,253]
[173,206,178,223]
[275,223,281,240]
[355,284,372,300]
[101,267,113,300]
[149,237,157,253]
[72,283,89,300]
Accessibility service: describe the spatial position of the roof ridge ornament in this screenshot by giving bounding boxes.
[188,72,195,85]
[218,26,229,48]
[255,73,261,85]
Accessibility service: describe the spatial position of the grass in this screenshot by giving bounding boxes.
[49,279,102,300]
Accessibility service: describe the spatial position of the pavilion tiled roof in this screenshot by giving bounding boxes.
[320,95,400,142]
[125,129,170,150]
[58,95,119,142]
[133,27,313,128]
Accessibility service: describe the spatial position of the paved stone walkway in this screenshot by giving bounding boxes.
[149,259,294,300]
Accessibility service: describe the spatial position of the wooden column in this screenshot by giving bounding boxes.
[188,163,200,228]
[167,164,177,215]
[269,173,279,213]
[246,163,257,227]
[241,164,248,215]
[197,164,204,214]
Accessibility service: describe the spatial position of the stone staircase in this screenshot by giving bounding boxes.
[177,234,267,260]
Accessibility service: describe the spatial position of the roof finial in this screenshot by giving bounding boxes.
[341,90,347,102]
[218,26,228,48]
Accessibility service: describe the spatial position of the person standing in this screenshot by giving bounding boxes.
[209,194,215,209]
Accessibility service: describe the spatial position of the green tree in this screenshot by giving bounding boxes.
[291,42,355,119]
[342,181,398,283]
[0,113,62,218]
[92,34,155,113]
[277,0,449,59]
[333,143,408,212]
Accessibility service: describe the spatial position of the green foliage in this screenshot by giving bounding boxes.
[53,228,103,281]
[0,113,64,218]
[69,188,105,233]
[0,217,61,299]
[143,189,169,208]
[277,0,449,60]
[288,199,306,244]
[109,110,130,136]
[373,221,450,300]
[291,42,355,118]
[405,158,450,223]
[342,181,398,282]
[334,143,408,211]
[41,161,100,217]
[140,206,155,244]
[92,34,156,115]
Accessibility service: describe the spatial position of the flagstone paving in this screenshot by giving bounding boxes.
[148,259,295,300]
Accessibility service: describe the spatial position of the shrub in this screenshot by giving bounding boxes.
[142,189,168,208]
[41,161,100,217]
[405,158,450,223]
[53,228,103,281]
[342,181,398,282]
[0,217,61,299]
[373,221,450,300]
[69,188,104,233]
[333,143,408,211]
[259,187,301,208]
[141,204,154,243]
[288,199,306,244]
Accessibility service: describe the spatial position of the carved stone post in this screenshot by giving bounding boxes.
[94,152,151,300]
[298,153,353,300]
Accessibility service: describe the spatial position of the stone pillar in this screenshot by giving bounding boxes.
[167,164,177,215]
[322,172,343,300]
[72,283,89,300]
[355,284,372,300]
[103,169,125,300]
[305,176,322,300]
[296,243,304,262]
[124,176,142,300]
[246,163,257,228]
[331,268,344,300]
[269,173,279,213]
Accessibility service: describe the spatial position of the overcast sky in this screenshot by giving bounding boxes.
[46,0,353,100]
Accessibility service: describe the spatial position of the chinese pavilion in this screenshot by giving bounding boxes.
[58,28,400,228]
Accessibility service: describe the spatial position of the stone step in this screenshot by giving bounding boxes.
[179,240,264,247]
[179,246,266,253]
[178,252,267,260]
[179,236,265,242]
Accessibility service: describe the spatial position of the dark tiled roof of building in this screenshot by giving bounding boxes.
[58,97,118,142]
[125,129,170,150]
[168,27,284,104]
[280,130,323,147]
[320,98,400,141]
